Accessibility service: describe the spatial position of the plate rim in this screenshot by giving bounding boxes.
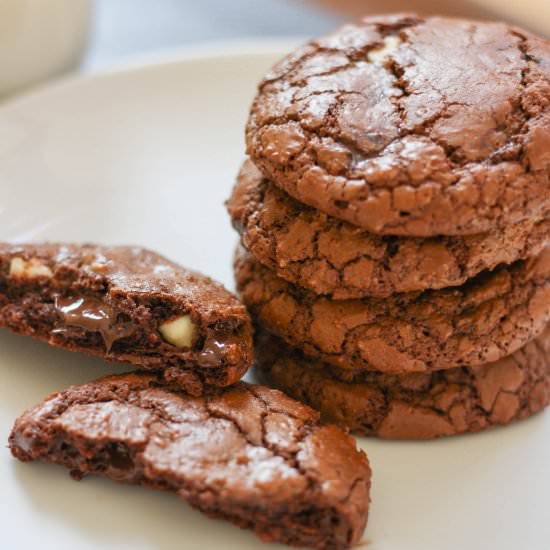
[0,37,303,113]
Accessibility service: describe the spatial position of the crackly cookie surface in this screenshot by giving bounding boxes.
[9,372,371,550]
[0,243,252,395]
[228,160,550,299]
[255,329,550,439]
[235,246,550,373]
[246,14,550,236]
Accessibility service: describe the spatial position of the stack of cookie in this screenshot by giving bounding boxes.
[228,14,550,439]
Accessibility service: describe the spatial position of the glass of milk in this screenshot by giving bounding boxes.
[0,0,93,98]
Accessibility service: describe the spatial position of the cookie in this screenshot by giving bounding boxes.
[228,160,550,299]
[246,14,550,236]
[0,243,252,396]
[235,246,550,373]
[254,328,550,439]
[9,372,371,550]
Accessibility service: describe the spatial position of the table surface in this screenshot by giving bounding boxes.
[82,0,548,71]
[82,0,341,70]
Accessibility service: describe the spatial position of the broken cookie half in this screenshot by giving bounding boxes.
[0,243,253,395]
[9,372,371,550]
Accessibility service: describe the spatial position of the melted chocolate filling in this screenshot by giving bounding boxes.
[55,296,136,352]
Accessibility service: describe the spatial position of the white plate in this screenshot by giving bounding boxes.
[0,41,548,550]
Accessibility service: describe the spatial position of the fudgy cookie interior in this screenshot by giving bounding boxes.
[0,244,252,394]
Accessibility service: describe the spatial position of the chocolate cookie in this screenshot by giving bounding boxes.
[246,14,550,236]
[235,246,550,373]
[0,243,252,395]
[254,328,550,439]
[228,160,550,299]
[9,372,371,550]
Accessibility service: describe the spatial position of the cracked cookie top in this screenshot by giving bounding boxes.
[246,14,550,236]
[255,328,550,439]
[10,373,371,550]
[235,245,550,373]
[228,159,550,298]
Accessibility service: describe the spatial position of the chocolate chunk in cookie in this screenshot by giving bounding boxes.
[246,14,550,236]
[255,328,550,439]
[9,372,371,550]
[0,243,252,395]
[235,246,550,373]
[228,160,550,298]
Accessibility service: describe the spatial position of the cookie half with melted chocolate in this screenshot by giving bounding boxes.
[0,243,253,395]
[9,372,371,550]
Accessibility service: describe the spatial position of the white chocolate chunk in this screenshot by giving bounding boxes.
[367,35,401,64]
[9,258,25,276]
[90,262,109,273]
[9,257,53,279]
[159,315,196,348]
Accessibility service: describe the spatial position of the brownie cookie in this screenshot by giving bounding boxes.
[246,14,550,236]
[228,160,550,299]
[0,243,253,395]
[254,328,550,439]
[235,246,550,373]
[9,372,371,550]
